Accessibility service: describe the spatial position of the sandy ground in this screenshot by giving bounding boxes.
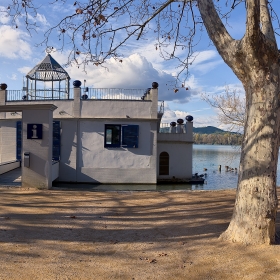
[0,187,280,280]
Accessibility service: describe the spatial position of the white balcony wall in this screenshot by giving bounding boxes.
[81,100,153,119]
[6,100,154,120]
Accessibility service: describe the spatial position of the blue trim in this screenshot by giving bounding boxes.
[53,121,61,161]
[16,121,22,160]
[121,125,139,148]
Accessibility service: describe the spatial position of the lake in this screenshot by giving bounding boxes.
[192,144,240,191]
[192,144,280,191]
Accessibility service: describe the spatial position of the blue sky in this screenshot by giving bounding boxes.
[0,0,279,129]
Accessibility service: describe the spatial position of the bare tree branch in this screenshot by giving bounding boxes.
[201,87,246,133]
[245,0,261,44]
[260,0,277,46]
[197,0,235,66]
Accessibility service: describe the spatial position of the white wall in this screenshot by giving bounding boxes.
[81,100,153,119]
[0,120,17,163]
[0,161,20,174]
[79,120,157,183]
[80,120,153,168]
[58,119,158,184]
[21,108,54,189]
[7,100,154,119]
[157,134,193,179]
[59,119,78,181]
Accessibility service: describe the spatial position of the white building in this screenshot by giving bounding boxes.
[0,54,193,188]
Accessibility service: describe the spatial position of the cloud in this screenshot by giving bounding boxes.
[191,50,217,65]
[23,13,50,31]
[161,103,218,127]
[192,60,224,74]
[0,25,32,59]
[161,103,191,124]
[189,50,224,74]
[0,6,10,24]
[202,83,245,101]
[18,49,204,104]
[18,66,33,74]
[189,107,212,113]
[125,41,223,76]
[213,83,245,94]
[124,40,185,72]
[161,103,177,123]
[35,13,49,26]
[159,75,202,103]
[48,52,201,103]
[51,2,73,14]
[7,73,17,80]
[193,115,219,128]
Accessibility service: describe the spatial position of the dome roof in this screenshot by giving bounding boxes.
[26,54,70,81]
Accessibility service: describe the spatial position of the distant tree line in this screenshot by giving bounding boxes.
[193,133,243,145]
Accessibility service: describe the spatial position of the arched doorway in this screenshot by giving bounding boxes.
[159,152,169,175]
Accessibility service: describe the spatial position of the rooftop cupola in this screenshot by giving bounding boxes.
[24,52,71,100]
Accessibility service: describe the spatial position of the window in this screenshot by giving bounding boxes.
[105,125,121,147]
[104,124,139,148]
[159,152,169,175]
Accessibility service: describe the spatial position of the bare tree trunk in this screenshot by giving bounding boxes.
[220,72,280,244]
[198,0,279,244]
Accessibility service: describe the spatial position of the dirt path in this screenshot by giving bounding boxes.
[0,188,279,280]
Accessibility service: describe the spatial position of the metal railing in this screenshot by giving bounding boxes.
[83,88,144,100]
[5,88,165,114]
[159,122,187,133]
[6,88,147,101]
[159,123,170,133]
[6,88,74,101]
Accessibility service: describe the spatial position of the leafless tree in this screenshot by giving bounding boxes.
[201,87,246,133]
[2,0,280,245]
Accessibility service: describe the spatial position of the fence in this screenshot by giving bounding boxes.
[159,122,187,133]
[6,88,147,101]
[6,89,74,101]
[84,88,144,100]
[5,88,164,113]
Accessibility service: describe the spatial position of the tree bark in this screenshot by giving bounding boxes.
[198,0,279,244]
[220,69,280,244]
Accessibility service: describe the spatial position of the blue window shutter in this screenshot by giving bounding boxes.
[16,121,22,160]
[52,121,60,161]
[122,125,139,148]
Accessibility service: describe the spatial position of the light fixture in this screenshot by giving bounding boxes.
[59,110,66,115]
[10,112,17,116]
